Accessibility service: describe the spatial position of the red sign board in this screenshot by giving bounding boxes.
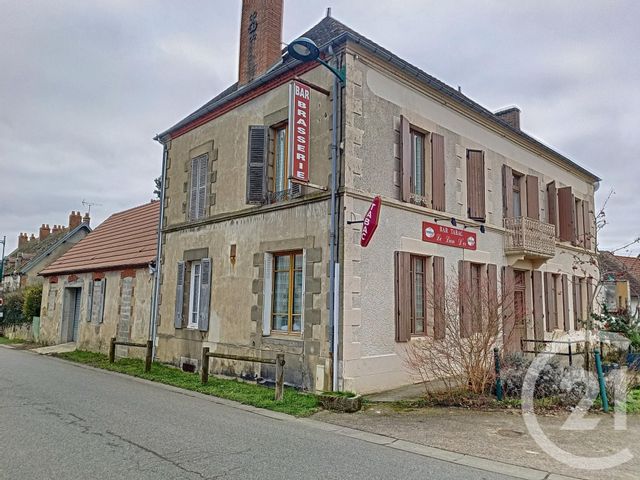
[361,196,382,247]
[422,221,477,250]
[288,80,311,182]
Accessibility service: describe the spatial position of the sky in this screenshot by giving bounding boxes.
[1,0,638,255]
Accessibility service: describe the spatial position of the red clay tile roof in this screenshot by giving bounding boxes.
[40,202,159,276]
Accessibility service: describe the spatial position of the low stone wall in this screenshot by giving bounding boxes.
[1,321,35,342]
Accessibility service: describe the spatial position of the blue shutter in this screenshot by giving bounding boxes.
[175,261,185,329]
[198,258,211,332]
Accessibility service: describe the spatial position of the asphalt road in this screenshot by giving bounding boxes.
[0,347,518,480]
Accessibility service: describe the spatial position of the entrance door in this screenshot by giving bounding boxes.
[62,287,82,342]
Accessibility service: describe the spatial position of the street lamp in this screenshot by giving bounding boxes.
[0,236,6,285]
[287,38,344,391]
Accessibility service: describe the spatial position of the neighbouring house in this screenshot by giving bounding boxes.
[38,202,159,355]
[153,0,599,393]
[1,211,91,294]
[599,252,640,316]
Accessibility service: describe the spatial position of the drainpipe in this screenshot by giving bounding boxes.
[149,140,168,359]
[329,54,343,392]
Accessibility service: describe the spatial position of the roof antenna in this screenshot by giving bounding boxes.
[326,7,332,17]
[82,199,102,216]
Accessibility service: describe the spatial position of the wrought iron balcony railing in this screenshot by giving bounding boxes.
[504,216,556,259]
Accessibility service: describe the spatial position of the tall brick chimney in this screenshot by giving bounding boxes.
[69,211,82,229]
[238,0,284,86]
[18,233,28,248]
[495,107,521,130]
[39,224,51,241]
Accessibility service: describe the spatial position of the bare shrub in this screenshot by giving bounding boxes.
[405,269,521,396]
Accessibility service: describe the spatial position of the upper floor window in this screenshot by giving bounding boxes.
[273,125,288,193]
[512,172,523,218]
[190,154,208,220]
[400,116,445,211]
[411,130,426,199]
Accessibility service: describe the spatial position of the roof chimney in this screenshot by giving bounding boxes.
[82,212,91,227]
[18,233,28,248]
[495,107,521,130]
[69,211,82,229]
[238,0,284,86]
[39,224,51,241]
[29,233,36,242]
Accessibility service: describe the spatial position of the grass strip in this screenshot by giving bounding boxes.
[56,350,318,417]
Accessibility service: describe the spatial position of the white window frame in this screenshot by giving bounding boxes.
[187,261,202,329]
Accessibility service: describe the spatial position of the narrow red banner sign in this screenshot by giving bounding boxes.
[361,196,382,247]
[422,221,477,250]
[288,80,311,182]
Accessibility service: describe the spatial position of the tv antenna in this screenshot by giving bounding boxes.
[82,199,102,216]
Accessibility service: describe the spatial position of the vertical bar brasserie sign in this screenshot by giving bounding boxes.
[288,80,311,183]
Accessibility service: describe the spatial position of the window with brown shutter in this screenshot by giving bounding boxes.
[557,186,576,243]
[400,117,446,210]
[459,260,472,338]
[395,251,412,342]
[502,266,517,352]
[562,274,570,331]
[431,133,445,211]
[502,165,514,219]
[526,175,540,220]
[547,181,558,235]
[544,272,558,331]
[532,271,544,340]
[466,150,485,221]
[583,201,594,249]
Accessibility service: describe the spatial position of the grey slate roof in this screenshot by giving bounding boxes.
[158,15,600,182]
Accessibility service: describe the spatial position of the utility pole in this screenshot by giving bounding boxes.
[0,236,6,283]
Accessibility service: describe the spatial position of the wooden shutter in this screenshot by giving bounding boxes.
[466,150,485,221]
[458,260,472,338]
[189,157,199,220]
[87,280,94,322]
[557,186,575,243]
[174,261,185,329]
[91,279,105,325]
[544,272,557,331]
[246,126,267,204]
[526,175,540,220]
[572,276,580,329]
[262,254,273,336]
[433,256,445,340]
[547,181,558,235]
[197,155,208,219]
[400,116,411,202]
[502,165,513,219]
[431,133,445,211]
[502,266,517,352]
[574,198,584,246]
[394,251,411,342]
[532,271,544,340]
[587,277,595,318]
[562,274,570,331]
[583,200,593,249]
[198,258,212,332]
[487,264,498,334]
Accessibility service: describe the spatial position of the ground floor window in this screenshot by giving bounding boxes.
[410,255,427,335]
[271,251,303,334]
[188,261,202,329]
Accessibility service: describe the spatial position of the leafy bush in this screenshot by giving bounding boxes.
[2,290,25,325]
[22,284,42,319]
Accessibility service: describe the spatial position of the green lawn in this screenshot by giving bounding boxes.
[56,350,318,417]
[626,388,640,414]
[0,336,26,345]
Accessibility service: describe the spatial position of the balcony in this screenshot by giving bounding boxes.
[504,217,555,260]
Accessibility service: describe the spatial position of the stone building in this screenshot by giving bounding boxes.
[154,1,599,393]
[1,211,91,294]
[38,202,158,355]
